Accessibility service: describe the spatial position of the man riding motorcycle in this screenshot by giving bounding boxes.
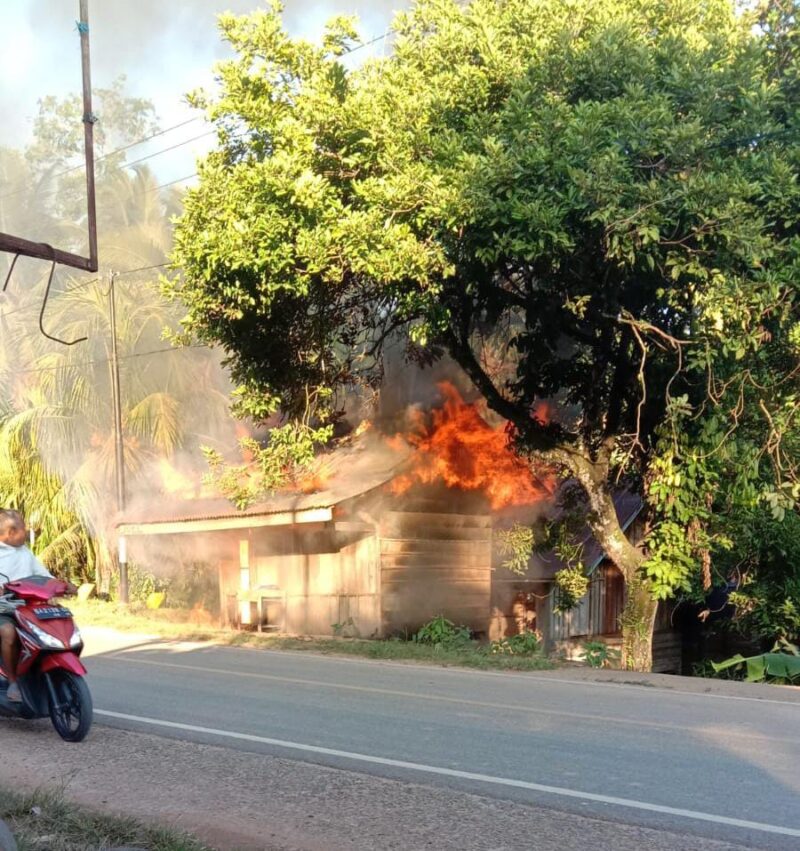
[0,509,54,702]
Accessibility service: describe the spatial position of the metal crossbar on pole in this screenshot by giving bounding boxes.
[0,0,98,273]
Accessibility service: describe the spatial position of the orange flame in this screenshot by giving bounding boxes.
[297,465,332,494]
[389,382,554,509]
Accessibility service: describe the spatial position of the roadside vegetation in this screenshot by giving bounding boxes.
[1,1,798,678]
[74,601,554,672]
[0,787,210,851]
[169,0,800,673]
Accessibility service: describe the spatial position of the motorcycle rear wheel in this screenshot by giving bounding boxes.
[48,670,93,742]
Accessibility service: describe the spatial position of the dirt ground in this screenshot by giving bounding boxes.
[0,717,758,851]
[1,627,792,851]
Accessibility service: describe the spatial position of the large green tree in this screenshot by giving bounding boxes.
[171,0,800,669]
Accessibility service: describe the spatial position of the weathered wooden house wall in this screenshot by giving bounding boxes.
[122,468,684,671]
[215,489,493,638]
[217,526,383,637]
[548,565,681,673]
[548,564,626,642]
[379,506,493,636]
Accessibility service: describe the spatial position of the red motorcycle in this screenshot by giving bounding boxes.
[0,574,92,742]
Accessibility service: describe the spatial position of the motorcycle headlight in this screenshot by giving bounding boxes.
[21,618,65,650]
[70,627,82,648]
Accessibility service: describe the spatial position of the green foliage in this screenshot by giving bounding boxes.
[170,0,800,663]
[27,77,157,176]
[496,524,535,574]
[644,400,735,599]
[413,615,473,648]
[711,639,800,684]
[0,412,95,581]
[172,0,800,450]
[203,420,334,508]
[646,395,800,645]
[166,562,220,613]
[126,564,166,604]
[691,658,739,681]
[553,567,590,612]
[581,640,621,669]
[490,629,542,656]
[725,520,800,644]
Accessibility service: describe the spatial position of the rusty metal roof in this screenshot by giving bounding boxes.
[118,436,413,534]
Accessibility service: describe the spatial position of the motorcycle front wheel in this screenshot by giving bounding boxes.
[48,670,93,742]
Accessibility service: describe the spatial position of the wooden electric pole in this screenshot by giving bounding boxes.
[108,269,128,603]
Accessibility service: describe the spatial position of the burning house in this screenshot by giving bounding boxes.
[117,384,681,671]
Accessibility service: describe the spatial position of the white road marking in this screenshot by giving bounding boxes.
[95,708,800,839]
[100,654,799,743]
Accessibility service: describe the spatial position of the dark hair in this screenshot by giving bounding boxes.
[0,509,24,535]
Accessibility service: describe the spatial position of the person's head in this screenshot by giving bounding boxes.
[0,510,27,548]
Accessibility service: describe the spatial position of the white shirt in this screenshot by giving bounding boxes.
[0,542,52,585]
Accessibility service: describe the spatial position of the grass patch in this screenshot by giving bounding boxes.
[71,599,555,672]
[0,787,211,851]
[70,599,224,642]
[227,633,556,671]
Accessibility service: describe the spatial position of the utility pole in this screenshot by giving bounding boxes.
[79,0,98,272]
[108,269,128,603]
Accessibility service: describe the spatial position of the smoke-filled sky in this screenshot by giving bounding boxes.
[1,1,410,183]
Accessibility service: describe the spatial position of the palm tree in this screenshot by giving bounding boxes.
[0,399,97,582]
[0,163,233,591]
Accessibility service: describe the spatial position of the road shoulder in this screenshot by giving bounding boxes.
[0,721,756,851]
[81,624,800,705]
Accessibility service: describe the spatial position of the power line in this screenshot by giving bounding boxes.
[0,117,203,204]
[114,263,169,277]
[0,344,210,377]
[97,117,200,162]
[148,173,198,193]
[119,131,216,171]
[345,32,391,55]
[0,24,412,211]
[120,344,208,361]
[0,262,171,321]
[0,132,215,208]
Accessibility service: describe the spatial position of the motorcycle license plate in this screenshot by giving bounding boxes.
[33,606,71,620]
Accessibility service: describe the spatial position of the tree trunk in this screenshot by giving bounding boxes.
[563,450,657,672]
[619,576,659,671]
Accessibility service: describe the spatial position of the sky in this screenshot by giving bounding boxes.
[0,1,410,185]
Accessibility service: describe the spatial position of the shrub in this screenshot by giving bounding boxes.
[490,630,542,656]
[581,640,620,669]
[167,561,219,613]
[413,615,472,648]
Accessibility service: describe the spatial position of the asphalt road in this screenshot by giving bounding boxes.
[70,635,800,850]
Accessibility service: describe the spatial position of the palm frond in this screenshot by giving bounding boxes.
[125,391,182,454]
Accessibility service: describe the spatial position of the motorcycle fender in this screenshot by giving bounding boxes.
[17,675,48,717]
[39,652,87,676]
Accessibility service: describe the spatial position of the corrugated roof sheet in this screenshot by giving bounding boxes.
[118,436,413,527]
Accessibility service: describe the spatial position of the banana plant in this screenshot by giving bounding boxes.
[711,639,800,684]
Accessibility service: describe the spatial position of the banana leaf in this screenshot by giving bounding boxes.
[711,641,800,683]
